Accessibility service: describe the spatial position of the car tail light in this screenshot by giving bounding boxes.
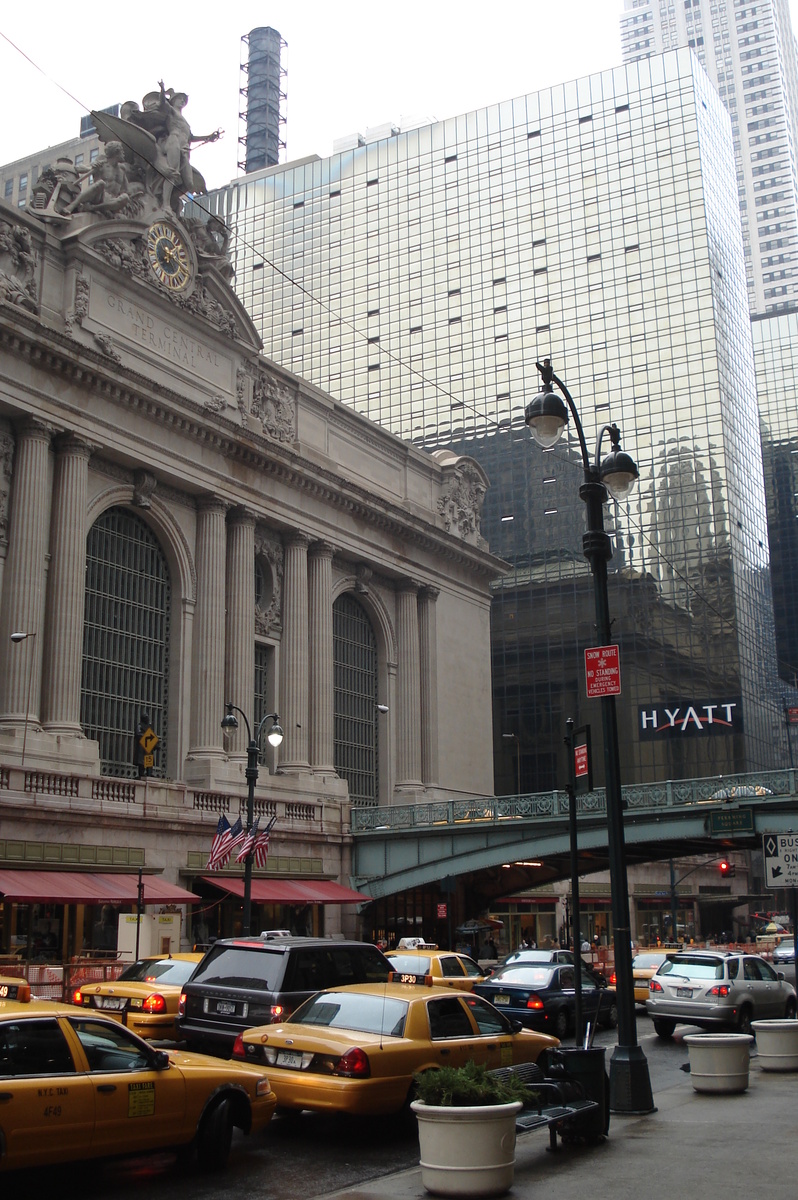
[270,1004,285,1021]
[708,984,731,998]
[71,988,84,1005]
[649,980,663,993]
[608,971,617,986]
[232,1034,246,1059]
[334,1047,370,1078]
[525,994,544,1010]
[143,993,166,1014]
[178,992,186,1016]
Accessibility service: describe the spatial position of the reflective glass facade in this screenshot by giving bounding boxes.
[202,49,786,790]
[753,308,798,696]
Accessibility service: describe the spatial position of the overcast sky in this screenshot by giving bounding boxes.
[3,1,798,190]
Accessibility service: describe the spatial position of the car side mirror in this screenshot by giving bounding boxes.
[152,1049,171,1070]
[777,971,785,981]
[509,1019,523,1033]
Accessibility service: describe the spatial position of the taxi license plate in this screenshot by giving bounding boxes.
[276,1050,303,1069]
[676,988,693,998]
[493,995,510,1005]
[97,996,126,1010]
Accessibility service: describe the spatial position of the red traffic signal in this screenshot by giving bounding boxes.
[718,859,735,876]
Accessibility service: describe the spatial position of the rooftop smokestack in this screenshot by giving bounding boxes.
[239,27,286,173]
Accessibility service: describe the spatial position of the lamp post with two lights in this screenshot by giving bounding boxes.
[524,357,653,1114]
[220,702,284,937]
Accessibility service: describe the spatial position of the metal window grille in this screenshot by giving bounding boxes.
[81,507,170,778]
[333,594,378,806]
[254,641,272,766]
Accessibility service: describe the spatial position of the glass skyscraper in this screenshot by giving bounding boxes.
[200,49,786,791]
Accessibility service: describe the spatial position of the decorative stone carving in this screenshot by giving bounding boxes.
[184,215,234,282]
[63,142,143,218]
[251,368,296,443]
[0,220,39,312]
[355,565,373,594]
[65,276,90,333]
[132,470,157,508]
[95,236,151,283]
[438,459,488,541]
[93,332,121,363]
[0,421,14,546]
[202,396,226,414]
[254,529,284,636]
[175,283,237,338]
[236,367,249,419]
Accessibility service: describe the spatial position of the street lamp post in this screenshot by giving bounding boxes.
[10,631,37,767]
[525,357,653,1114]
[220,702,284,937]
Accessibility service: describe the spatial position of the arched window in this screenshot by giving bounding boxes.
[333,594,378,806]
[81,507,171,777]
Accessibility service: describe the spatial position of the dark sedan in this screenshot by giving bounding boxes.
[474,962,617,1040]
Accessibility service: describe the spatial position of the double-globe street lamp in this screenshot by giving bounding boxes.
[525,357,654,1114]
[220,702,284,937]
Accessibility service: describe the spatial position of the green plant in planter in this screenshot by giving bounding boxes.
[412,1061,536,1107]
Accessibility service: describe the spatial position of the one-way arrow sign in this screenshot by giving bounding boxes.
[763,833,798,888]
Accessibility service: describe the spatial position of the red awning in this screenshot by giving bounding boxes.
[202,876,371,904]
[0,869,199,905]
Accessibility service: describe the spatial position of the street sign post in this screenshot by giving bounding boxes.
[585,645,621,698]
[762,833,798,888]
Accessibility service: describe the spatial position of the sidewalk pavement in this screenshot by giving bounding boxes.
[314,1055,797,1200]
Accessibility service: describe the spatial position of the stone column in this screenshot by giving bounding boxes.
[418,585,440,786]
[395,579,422,788]
[308,540,335,773]
[0,420,14,609]
[225,507,256,758]
[41,434,93,734]
[0,418,52,729]
[189,497,228,756]
[279,532,310,771]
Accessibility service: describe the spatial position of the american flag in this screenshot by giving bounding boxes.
[234,817,259,864]
[253,816,277,868]
[206,815,231,870]
[207,815,243,870]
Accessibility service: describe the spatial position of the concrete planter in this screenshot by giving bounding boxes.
[751,1019,798,1071]
[684,1033,753,1093]
[411,1099,523,1198]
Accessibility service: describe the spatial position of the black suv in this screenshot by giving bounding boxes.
[177,936,392,1055]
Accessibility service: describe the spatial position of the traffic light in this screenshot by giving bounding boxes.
[718,859,735,877]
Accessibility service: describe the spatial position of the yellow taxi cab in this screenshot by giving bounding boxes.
[232,974,559,1116]
[386,947,486,991]
[0,992,276,1172]
[632,950,680,1006]
[70,952,202,1040]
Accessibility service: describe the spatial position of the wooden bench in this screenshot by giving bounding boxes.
[489,1060,605,1151]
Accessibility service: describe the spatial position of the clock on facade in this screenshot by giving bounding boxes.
[146,220,193,291]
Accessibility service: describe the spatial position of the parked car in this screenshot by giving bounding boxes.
[497,948,610,988]
[232,978,558,1115]
[386,948,486,991]
[177,935,392,1055]
[646,950,797,1037]
[70,952,203,1040]
[772,938,795,966]
[632,951,679,1006]
[0,992,276,1171]
[473,961,618,1039]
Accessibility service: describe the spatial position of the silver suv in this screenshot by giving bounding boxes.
[646,950,796,1038]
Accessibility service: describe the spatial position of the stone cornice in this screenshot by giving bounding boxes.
[0,306,507,581]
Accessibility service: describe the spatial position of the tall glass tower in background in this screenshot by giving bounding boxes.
[200,49,787,792]
[621,0,798,315]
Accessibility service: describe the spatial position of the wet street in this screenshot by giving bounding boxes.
[38,1014,694,1200]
